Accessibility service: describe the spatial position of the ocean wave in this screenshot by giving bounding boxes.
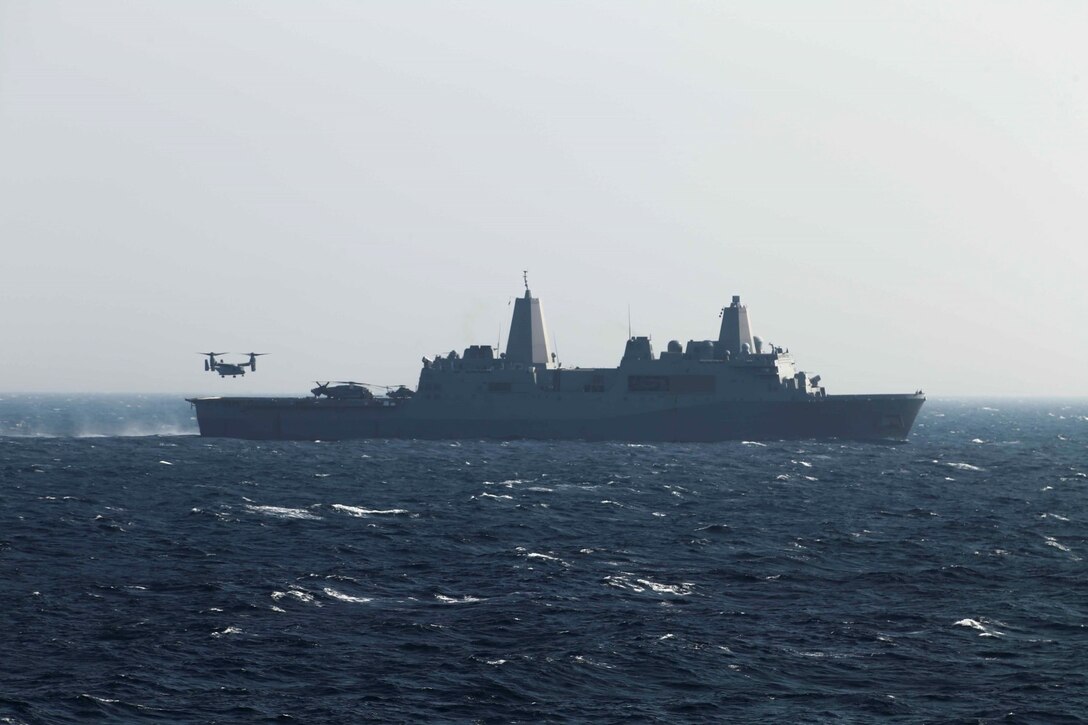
[953,618,1004,637]
[435,594,484,604]
[6,397,1088,722]
[244,505,321,520]
[945,462,984,472]
[605,573,694,596]
[331,504,409,517]
[323,587,372,604]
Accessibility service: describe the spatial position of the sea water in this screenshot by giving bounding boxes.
[1,396,1085,723]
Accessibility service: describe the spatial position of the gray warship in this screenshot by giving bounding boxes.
[188,282,924,441]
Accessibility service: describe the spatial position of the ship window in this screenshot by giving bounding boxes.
[628,375,669,392]
[584,374,606,393]
[668,375,716,394]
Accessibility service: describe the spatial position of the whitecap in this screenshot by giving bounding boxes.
[244,505,321,520]
[607,573,693,596]
[211,626,242,637]
[953,618,985,631]
[477,492,513,501]
[435,594,483,604]
[570,654,615,668]
[637,578,694,596]
[1041,513,1070,522]
[331,504,409,517]
[158,460,173,465]
[970,439,985,444]
[323,587,372,604]
[953,618,1003,637]
[605,575,644,592]
[741,441,767,446]
[524,551,569,567]
[1045,537,1072,553]
[946,462,983,472]
[271,589,319,605]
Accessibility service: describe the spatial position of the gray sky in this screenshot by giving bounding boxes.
[2,1,1085,396]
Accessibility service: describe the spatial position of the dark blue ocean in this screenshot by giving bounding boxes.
[1,396,1085,724]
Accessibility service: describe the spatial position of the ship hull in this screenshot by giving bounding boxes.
[188,394,925,442]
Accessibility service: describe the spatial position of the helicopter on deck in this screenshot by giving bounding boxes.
[311,381,373,400]
[200,352,268,378]
[311,381,416,400]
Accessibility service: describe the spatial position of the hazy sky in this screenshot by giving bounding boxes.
[2,1,1085,396]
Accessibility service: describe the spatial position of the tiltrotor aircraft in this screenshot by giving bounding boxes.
[200,352,268,378]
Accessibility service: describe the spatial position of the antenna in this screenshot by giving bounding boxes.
[628,304,632,339]
[523,269,529,293]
